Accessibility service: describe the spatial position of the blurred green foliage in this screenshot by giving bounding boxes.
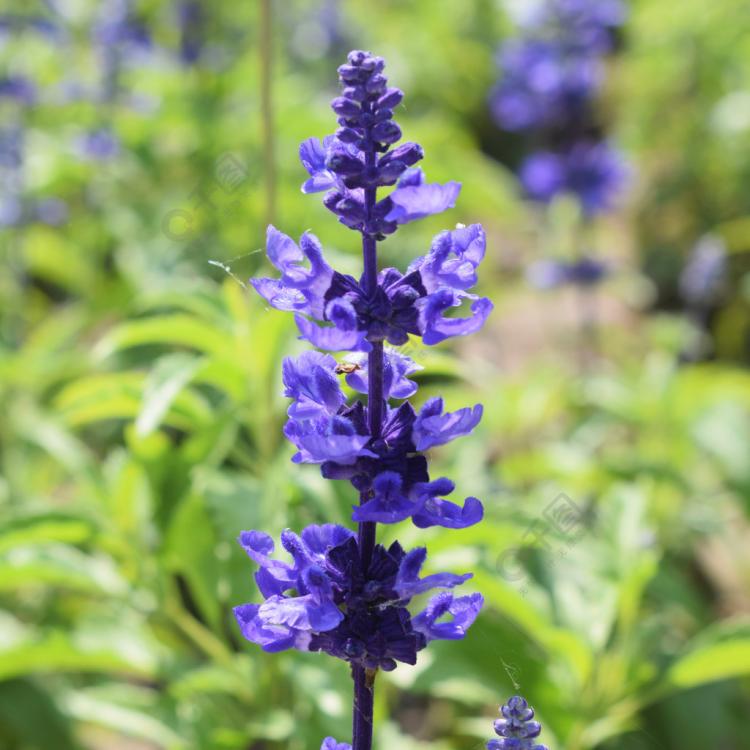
[1,1,750,749]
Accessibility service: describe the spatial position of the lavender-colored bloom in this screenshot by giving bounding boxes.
[384,168,461,225]
[413,397,483,451]
[0,14,62,42]
[234,525,479,669]
[252,226,491,350]
[0,195,23,227]
[344,348,422,399]
[410,224,487,292]
[281,351,483,529]
[487,695,548,750]
[412,591,483,642]
[679,234,728,308]
[541,0,627,54]
[0,128,22,169]
[35,198,68,226]
[77,128,121,160]
[520,142,626,215]
[321,740,352,750]
[527,256,609,289]
[491,39,601,131]
[419,289,494,345]
[239,51,490,750]
[93,0,151,50]
[177,0,204,65]
[252,225,334,317]
[0,76,37,105]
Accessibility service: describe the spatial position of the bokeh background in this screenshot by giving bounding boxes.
[1,1,750,748]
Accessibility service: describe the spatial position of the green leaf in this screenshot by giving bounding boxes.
[61,688,185,748]
[667,638,750,688]
[0,678,76,750]
[136,353,203,437]
[0,544,127,595]
[94,314,231,359]
[0,513,94,556]
[55,372,212,430]
[163,492,222,628]
[0,631,156,681]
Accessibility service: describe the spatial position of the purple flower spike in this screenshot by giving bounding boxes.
[238,50,491,750]
[487,695,549,750]
[0,75,37,105]
[520,142,626,215]
[413,397,483,451]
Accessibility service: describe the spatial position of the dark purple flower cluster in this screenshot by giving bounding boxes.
[252,222,492,351]
[487,695,548,750]
[234,525,481,670]
[0,19,69,230]
[491,0,627,217]
[238,51,489,750]
[527,255,609,290]
[679,234,728,309]
[282,350,483,528]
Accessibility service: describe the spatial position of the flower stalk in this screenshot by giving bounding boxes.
[235,50,492,749]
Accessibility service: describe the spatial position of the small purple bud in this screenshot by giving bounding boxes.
[366,74,387,95]
[372,120,401,145]
[360,55,384,73]
[326,151,363,176]
[335,197,366,223]
[377,88,403,109]
[380,142,423,168]
[377,160,406,185]
[347,50,367,65]
[331,97,360,117]
[338,64,363,83]
[343,86,367,103]
[336,127,360,144]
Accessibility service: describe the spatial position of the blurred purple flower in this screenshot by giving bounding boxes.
[0,195,23,227]
[0,76,37,105]
[527,256,609,289]
[35,198,68,226]
[491,39,601,131]
[76,128,121,160]
[177,0,204,65]
[679,234,728,307]
[521,142,626,215]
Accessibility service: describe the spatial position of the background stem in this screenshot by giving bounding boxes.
[259,0,276,227]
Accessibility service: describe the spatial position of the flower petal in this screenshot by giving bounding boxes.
[413,397,483,451]
[420,289,493,345]
[385,170,461,224]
